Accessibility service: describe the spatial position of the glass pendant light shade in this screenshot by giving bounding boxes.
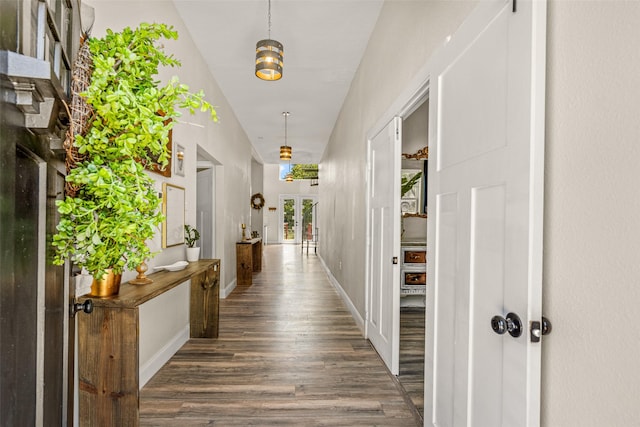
[285,173,293,182]
[256,39,283,81]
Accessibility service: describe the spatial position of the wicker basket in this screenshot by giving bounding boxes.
[63,35,94,197]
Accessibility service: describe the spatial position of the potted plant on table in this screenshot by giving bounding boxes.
[184,224,201,262]
[52,23,216,296]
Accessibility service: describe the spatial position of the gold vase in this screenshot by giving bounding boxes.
[90,269,122,297]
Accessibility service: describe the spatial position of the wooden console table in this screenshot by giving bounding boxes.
[236,238,262,286]
[77,259,220,427]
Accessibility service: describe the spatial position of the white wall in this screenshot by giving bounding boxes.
[319,0,475,319]
[320,0,640,425]
[542,2,640,425]
[138,282,190,387]
[262,164,318,244]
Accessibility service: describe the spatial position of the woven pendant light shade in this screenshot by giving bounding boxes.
[280,111,292,160]
[255,0,283,81]
[279,145,291,160]
[256,39,283,81]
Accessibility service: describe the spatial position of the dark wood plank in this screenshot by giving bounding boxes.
[80,260,218,308]
[140,245,421,426]
[399,306,426,419]
[78,306,139,426]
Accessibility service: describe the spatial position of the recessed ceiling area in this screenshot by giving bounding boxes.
[174,0,384,165]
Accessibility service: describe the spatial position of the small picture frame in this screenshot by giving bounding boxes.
[174,143,185,176]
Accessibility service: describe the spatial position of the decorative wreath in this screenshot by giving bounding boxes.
[250,193,265,210]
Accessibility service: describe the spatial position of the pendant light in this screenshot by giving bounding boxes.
[255,0,283,81]
[280,111,292,161]
[285,154,293,182]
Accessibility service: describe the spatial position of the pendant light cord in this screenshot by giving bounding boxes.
[268,0,272,40]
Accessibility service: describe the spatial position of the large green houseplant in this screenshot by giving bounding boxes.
[53,23,216,279]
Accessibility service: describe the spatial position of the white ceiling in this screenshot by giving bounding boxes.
[173,0,384,165]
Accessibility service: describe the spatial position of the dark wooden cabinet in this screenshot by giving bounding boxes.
[78,259,220,427]
[236,238,262,286]
[190,263,220,338]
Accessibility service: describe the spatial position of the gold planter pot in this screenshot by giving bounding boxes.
[90,269,122,297]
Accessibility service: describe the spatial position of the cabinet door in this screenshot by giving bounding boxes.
[190,265,219,338]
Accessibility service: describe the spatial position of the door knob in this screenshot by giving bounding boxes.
[491,312,522,338]
[70,298,93,317]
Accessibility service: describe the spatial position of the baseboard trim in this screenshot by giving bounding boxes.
[220,278,236,299]
[139,325,189,389]
[317,254,365,334]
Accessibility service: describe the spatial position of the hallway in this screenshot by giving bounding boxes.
[139,244,421,426]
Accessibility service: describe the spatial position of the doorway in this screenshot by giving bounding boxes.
[398,99,429,417]
[196,167,215,259]
[196,147,220,259]
[279,195,317,244]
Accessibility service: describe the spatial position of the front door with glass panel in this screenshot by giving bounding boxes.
[279,195,317,244]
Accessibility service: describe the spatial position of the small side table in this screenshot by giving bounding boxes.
[236,238,262,286]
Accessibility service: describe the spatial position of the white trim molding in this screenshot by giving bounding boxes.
[139,325,189,388]
[318,254,365,334]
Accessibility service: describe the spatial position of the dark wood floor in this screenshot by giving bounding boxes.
[140,244,422,426]
[399,307,426,419]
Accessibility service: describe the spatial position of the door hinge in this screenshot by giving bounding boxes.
[392,256,398,265]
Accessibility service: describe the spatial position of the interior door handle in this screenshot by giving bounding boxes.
[392,257,398,264]
[491,312,522,338]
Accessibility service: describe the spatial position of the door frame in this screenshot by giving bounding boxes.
[364,87,430,371]
[278,195,318,244]
[196,164,216,259]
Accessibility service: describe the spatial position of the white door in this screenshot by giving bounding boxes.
[280,196,297,243]
[279,195,317,244]
[366,117,402,375]
[424,1,546,426]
